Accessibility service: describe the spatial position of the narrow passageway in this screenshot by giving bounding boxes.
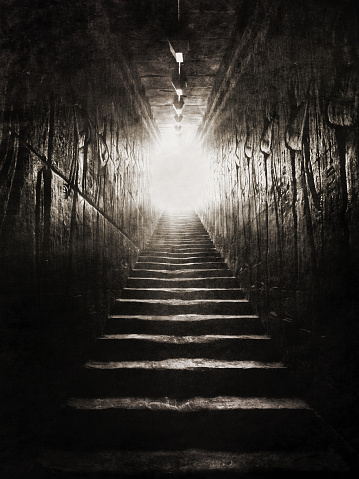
[36,211,352,476]
[1,0,359,476]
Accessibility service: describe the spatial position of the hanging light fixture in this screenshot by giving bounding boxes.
[170,0,189,132]
[168,0,189,60]
[172,65,187,97]
[173,95,184,115]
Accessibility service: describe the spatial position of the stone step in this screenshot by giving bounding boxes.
[90,334,278,361]
[141,250,219,257]
[74,359,294,398]
[156,220,203,224]
[150,233,208,237]
[149,239,210,244]
[138,255,222,263]
[155,228,206,233]
[156,220,203,223]
[146,244,215,250]
[120,288,245,300]
[148,239,213,244]
[46,397,329,452]
[130,269,234,278]
[152,221,203,226]
[158,219,202,223]
[150,239,213,245]
[134,262,228,270]
[143,247,218,254]
[113,298,253,315]
[152,232,207,237]
[126,277,240,289]
[36,448,350,476]
[106,314,264,335]
[157,224,205,227]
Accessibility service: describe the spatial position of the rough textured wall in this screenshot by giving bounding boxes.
[0,0,160,453]
[198,0,359,444]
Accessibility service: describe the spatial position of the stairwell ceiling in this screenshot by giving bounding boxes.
[116,0,238,143]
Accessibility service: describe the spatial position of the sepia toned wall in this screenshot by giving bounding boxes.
[0,0,160,409]
[198,0,359,419]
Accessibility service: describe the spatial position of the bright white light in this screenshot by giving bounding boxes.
[150,138,208,212]
[176,52,183,63]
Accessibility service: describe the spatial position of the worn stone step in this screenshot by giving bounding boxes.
[46,397,329,452]
[146,244,215,250]
[138,255,222,263]
[141,251,219,258]
[151,233,208,237]
[156,230,207,233]
[113,298,253,315]
[120,288,245,300]
[36,448,350,476]
[150,226,207,230]
[148,238,213,243]
[130,269,234,278]
[149,238,210,244]
[149,238,209,243]
[90,334,278,361]
[135,262,228,271]
[126,277,240,289]
[157,222,203,227]
[156,220,203,223]
[148,237,213,242]
[106,314,263,335]
[143,247,218,254]
[155,228,206,233]
[158,220,202,224]
[74,360,294,398]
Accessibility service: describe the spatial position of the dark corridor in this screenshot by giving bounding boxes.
[1,0,359,476]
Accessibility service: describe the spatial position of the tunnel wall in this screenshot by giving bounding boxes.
[198,0,359,437]
[0,0,160,421]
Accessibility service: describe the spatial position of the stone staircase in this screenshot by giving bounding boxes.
[37,211,353,476]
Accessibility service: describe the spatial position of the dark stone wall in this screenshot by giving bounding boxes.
[0,0,160,464]
[198,0,359,447]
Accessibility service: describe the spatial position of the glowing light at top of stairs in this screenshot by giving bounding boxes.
[150,141,208,211]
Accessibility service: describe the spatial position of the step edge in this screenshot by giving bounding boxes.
[66,396,311,411]
[84,359,286,370]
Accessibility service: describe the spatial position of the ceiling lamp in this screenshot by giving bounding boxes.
[172,66,187,97]
[173,96,184,115]
[169,41,185,64]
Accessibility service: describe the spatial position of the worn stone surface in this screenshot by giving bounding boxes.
[116,298,248,304]
[85,359,285,370]
[109,314,259,321]
[100,333,269,342]
[67,396,310,411]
